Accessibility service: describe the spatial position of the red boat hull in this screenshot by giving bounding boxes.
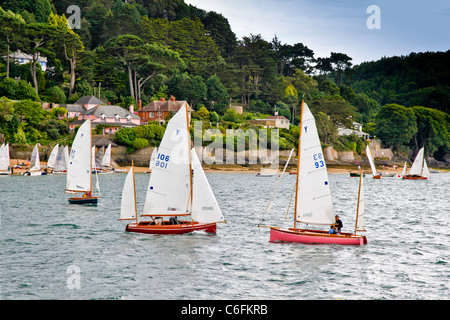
[270,228,367,245]
[125,221,217,235]
[403,175,427,180]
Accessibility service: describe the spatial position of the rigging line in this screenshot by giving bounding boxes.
[258,148,294,227]
[284,183,296,220]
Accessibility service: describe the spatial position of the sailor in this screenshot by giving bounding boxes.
[334,215,343,233]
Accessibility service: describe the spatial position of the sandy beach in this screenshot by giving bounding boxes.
[5,158,410,175]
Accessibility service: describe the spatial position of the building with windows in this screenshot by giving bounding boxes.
[8,50,48,71]
[137,96,192,124]
[252,115,290,129]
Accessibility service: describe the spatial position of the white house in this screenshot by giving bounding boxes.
[337,122,369,139]
[8,50,48,72]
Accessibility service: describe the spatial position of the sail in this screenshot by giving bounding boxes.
[54,146,65,171]
[191,148,224,223]
[66,120,92,192]
[120,166,137,220]
[366,145,377,176]
[409,147,424,176]
[400,162,407,177]
[149,147,158,170]
[102,143,111,167]
[0,143,9,171]
[95,146,104,168]
[64,146,69,170]
[142,103,191,216]
[296,102,335,225]
[47,144,59,169]
[422,159,430,178]
[355,172,365,232]
[30,144,41,171]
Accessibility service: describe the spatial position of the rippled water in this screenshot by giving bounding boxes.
[1,171,449,300]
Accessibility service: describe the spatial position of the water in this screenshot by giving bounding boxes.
[1,172,449,300]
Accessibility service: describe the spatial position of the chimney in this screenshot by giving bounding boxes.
[129,104,134,113]
[138,99,142,110]
[160,97,166,101]
[170,95,176,101]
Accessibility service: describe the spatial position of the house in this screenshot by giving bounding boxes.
[58,96,107,119]
[7,50,48,71]
[68,96,140,133]
[137,96,192,124]
[337,122,369,139]
[252,116,290,129]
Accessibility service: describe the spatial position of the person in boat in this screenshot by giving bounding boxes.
[334,215,343,233]
[329,225,339,234]
[82,191,92,198]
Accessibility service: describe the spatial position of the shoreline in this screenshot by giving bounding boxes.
[7,158,446,175]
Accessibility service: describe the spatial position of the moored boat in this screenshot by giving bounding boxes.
[403,147,429,180]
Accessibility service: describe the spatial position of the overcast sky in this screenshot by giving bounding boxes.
[185,0,450,65]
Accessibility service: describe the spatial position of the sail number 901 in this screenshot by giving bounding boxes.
[313,153,324,168]
[155,153,170,169]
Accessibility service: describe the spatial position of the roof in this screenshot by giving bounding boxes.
[138,100,192,113]
[60,104,86,112]
[265,116,289,120]
[84,105,140,119]
[74,96,106,106]
[92,137,118,147]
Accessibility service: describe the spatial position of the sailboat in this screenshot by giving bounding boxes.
[403,147,429,180]
[120,103,225,234]
[53,145,69,173]
[0,143,11,175]
[366,145,381,179]
[397,161,407,178]
[46,144,59,173]
[65,119,100,205]
[146,147,158,173]
[24,144,46,176]
[262,101,367,245]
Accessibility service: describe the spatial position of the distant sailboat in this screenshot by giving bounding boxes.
[256,167,277,177]
[120,103,225,234]
[65,119,100,205]
[53,145,68,173]
[46,144,59,172]
[0,143,11,175]
[366,145,381,179]
[146,147,158,173]
[260,101,367,245]
[397,161,407,178]
[24,144,46,176]
[403,147,429,180]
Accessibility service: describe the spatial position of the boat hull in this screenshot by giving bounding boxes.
[125,221,217,235]
[372,175,381,179]
[349,172,365,177]
[403,175,427,180]
[270,228,367,245]
[68,197,99,205]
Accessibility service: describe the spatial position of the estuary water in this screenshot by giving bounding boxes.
[1,171,449,300]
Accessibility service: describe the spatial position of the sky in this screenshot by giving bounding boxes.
[184,0,450,65]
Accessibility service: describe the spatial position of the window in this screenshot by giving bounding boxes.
[101,113,106,122]
[150,112,155,118]
[157,111,162,116]
[115,114,120,122]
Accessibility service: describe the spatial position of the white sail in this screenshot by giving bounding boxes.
[0,143,10,172]
[366,145,377,176]
[95,146,104,168]
[120,165,137,220]
[64,146,69,170]
[54,146,65,172]
[355,172,365,232]
[30,144,41,171]
[409,147,424,176]
[102,143,111,167]
[142,103,191,216]
[422,159,430,178]
[400,161,407,177]
[47,144,59,169]
[149,147,158,170]
[296,102,335,225]
[191,148,224,223]
[91,145,96,169]
[66,120,92,192]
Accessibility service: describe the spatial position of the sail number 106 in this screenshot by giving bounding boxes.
[313,153,324,168]
[155,153,170,169]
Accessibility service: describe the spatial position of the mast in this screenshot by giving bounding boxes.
[354,166,363,234]
[132,160,138,224]
[89,122,93,195]
[294,100,304,230]
[186,103,193,214]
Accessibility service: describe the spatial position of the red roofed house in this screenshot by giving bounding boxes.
[137,96,192,125]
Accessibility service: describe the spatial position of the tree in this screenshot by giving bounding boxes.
[311,95,358,129]
[206,74,228,105]
[374,104,417,149]
[19,22,55,95]
[329,52,352,86]
[0,7,26,78]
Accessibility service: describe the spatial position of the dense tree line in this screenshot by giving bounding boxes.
[0,0,448,160]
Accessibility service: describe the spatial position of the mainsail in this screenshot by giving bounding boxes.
[102,143,111,167]
[30,144,41,172]
[0,143,10,172]
[142,103,191,216]
[409,147,425,176]
[66,120,92,192]
[149,147,158,170]
[366,145,377,176]
[295,102,335,225]
[47,144,59,169]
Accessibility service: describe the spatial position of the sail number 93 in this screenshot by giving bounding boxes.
[313,153,324,168]
[155,153,170,169]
